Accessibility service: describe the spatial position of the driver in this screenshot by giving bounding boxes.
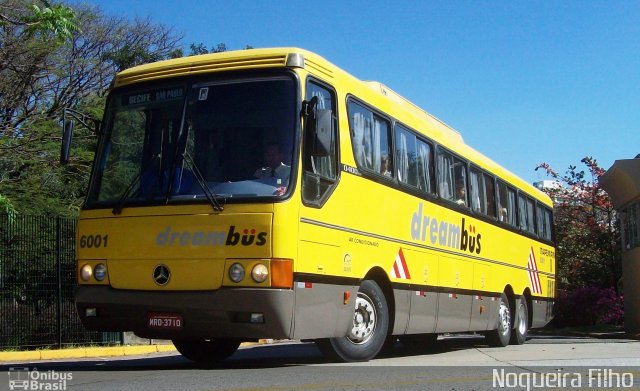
[254,143,290,181]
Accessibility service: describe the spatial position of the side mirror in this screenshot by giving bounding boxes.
[302,97,333,157]
[60,119,74,164]
[313,109,333,157]
[60,108,101,165]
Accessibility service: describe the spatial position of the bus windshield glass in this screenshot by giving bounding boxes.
[86,75,297,208]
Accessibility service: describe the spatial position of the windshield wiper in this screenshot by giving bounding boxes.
[111,154,159,215]
[111,172,142,215]
[183,151,224,212]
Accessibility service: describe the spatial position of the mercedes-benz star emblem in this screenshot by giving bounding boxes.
[153,264,171,286]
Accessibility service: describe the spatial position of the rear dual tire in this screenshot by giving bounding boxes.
[486,292,512,347]
[485,293,529,347]
[510,296,529,345]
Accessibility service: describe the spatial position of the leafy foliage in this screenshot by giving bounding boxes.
[188,42,229,55]
[553,286,624,327]
[187,42,254,56]
[0,0,77,40]
[536,157,621,290]
[0,1,243,216]
[27,0,77,39]
[0,2,183,216]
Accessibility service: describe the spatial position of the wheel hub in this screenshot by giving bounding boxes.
[498,301,511,336]
[348,293,377,344]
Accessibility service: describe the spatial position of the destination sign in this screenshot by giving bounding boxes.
[122,87,185,106]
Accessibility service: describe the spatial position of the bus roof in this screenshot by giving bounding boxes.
[113,47,552,207]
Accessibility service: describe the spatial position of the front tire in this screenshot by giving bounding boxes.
[485,292,511,347]
[316,279,389,362]
[510,296,529,345]
[173,338,241,363]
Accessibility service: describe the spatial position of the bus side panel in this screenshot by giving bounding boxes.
[405,249,438,334]
[292,282,358,339]
[531,275,555,328]
[392,289,411,335]
[435,256,473,332]
[406,290,438,334]
[435,293,472,333]
[295,214,359,339]
[469,263,491,331]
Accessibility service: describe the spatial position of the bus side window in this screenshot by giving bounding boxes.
[497,181,516,225]
[470,168,497,218]
[527,197,536,234]
[519,194,538,234]
[395,126,435,193]
[416,139,434,193]
[470,167,483,213]
[348,101,391,177]
[497,183,507,222]
[395,125,415,185]
[484,173,496,218]
[518,194,528,231]
[437,148,467,206]
[302,81,338,206]
[537,205,553,241]
[454,161,468,206]
[507,187,517,225]
[437,149,455,200]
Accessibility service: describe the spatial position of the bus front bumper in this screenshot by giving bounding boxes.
[75,286,294,340]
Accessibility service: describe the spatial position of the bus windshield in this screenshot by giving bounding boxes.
[86,75,297,208]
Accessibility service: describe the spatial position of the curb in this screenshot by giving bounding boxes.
[0,344,176,363]
[0,340,276,363]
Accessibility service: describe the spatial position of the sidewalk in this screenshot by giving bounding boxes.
[529,325,640,340]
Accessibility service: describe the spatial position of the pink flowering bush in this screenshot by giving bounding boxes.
[554,286,624,327]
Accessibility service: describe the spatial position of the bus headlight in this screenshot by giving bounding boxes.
[94,263,107,281]
[229,263,245,283]
[251,264,269,283]
[80,264,93,282]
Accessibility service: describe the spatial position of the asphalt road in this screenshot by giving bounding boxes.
[2,335,640,391]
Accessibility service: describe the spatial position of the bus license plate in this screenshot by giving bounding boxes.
[147,313,183,330]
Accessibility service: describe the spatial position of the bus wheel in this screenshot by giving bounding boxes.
[316,279,389,362]
[173,338,240,364]
[485,292,511,347]
[510,296,529,345]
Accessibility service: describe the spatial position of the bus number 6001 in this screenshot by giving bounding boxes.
[80,234,108,248]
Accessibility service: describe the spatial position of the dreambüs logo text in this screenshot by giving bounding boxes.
[157,226,267,247]
[410,202,482,254]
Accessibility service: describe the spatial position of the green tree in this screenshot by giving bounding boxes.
[0,194,15,215]
[187,42,229,56]
[536,157,621,290]
[0,0,77,39]
[0,2,183,216]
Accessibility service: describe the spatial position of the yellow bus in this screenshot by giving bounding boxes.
[66,48,556,363]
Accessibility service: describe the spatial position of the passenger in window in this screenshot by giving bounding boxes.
[381,154,392,177]
[254,143,290,181]
[499,207,508,222]
[456,182,466,206]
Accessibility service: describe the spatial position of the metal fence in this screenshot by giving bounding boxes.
[0,214,120,349]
